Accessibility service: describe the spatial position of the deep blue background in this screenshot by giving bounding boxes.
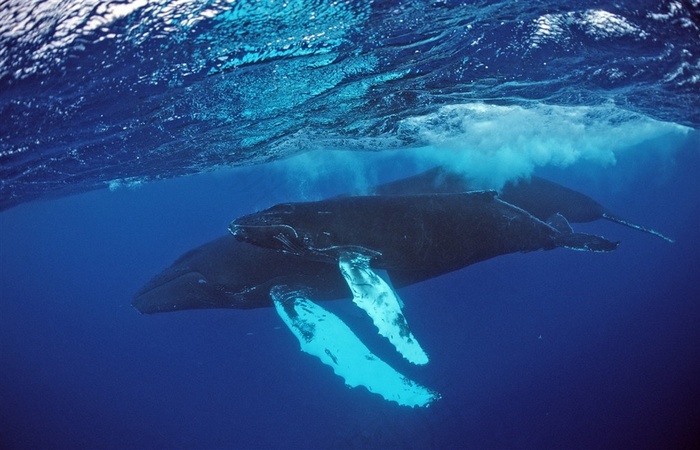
[1,133,698,449]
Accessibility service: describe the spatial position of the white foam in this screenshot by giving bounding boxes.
[530,9,648,48]
[398,102,691,189]
[106,176,145,191]
[580,10,648,40]
[0,0,233,80]
[238,102,690,198]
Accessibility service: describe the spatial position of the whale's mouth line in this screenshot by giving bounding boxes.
[134,270,203,299]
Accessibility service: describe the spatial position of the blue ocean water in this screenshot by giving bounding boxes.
[1,0,700,449]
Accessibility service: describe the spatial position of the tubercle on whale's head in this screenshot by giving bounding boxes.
[229,202,347,262]
[229,203,309,255]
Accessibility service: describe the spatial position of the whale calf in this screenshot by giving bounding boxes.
[229,191,620,279]
[229,190,619,376]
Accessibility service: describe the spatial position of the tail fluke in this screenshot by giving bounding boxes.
[602,213,675,243]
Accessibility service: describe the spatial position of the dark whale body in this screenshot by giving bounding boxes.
[375,167,673,242]
[372,167,605,222]
[135,167,657,314]
[133,236,349,313]
[230,191,619,283]
[133,169,468,313]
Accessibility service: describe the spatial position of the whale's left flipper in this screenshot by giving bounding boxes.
[338,251,429,366]
[271,285,439,408]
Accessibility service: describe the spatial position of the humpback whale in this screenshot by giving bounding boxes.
[135,168,648,314]
[132,236,349,313]
[133,236,440,405]
[374,167,674,242]
[229,191,620,279]
[230,191,619,378]
[136,172,628,407]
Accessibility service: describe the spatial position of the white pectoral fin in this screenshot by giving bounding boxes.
[271,285,439,408]
[338,252,429,366]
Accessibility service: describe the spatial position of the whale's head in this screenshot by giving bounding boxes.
[229,201,349,262]
[133,268,225,313]
[131,236,278,313]
[230,203,314,255]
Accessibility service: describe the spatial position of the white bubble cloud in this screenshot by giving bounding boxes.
[398,103,691,189]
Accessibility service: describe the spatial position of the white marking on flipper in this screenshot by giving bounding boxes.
[338,251,429,366]
[602,213,675,243]
[376,268,404,308]
[271,286,439,408]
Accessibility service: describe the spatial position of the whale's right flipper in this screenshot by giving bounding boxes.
[338,251,429,366]
[271,285,439,408]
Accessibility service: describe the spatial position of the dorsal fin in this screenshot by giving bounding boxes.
[467,190,499,199]
[547,213,574,234]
